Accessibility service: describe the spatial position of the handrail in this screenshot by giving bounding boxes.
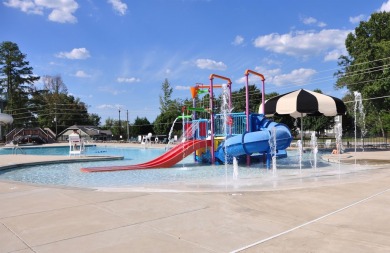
[12,146,25,155]
[244,69,266,119]
[6,128,23,143]
[44,127,56,139]
[6,127,56,144]
[244,69,265,81]
[196,83,224,89]
[209,74,232,85]
[5,128,17,143]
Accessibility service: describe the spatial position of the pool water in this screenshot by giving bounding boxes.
[0,146,372,191]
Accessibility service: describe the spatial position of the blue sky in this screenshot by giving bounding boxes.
[2,0,390,123]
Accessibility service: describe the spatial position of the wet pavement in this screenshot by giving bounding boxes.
[0,144,389,252]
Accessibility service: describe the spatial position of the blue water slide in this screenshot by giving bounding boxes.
[221,115,292,159]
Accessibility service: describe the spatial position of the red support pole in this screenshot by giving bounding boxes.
[244,70,266,166]
[208,74,232,164]
[209,77,215,164]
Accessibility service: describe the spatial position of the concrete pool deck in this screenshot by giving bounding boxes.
[0,144,389,252]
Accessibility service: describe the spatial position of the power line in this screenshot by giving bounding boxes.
[4,56,390,122]
[344,95,390,104]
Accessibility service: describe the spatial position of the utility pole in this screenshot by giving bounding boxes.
[126,110,129,142]
[118,109,121,139]
[0,107,2,141]
[54,103,57,139]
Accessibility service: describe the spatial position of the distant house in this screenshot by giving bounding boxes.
[57,125,113,142]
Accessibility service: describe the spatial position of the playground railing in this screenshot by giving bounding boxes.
[214,113,246,137]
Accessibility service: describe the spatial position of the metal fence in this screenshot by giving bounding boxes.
[295,133,390,150]
[214,113,246,137]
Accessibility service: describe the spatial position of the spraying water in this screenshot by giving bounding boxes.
[221,84,230,139]
[221,83,232,185]
[354,91,367,152]
[334,122,343,171]
[167,117,180,149]
[233,157,239,180]
[268,127,277,175]
[310,132,318,170]
[297,140,303,173]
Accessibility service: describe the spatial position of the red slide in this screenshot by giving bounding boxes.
[81,139,211,173]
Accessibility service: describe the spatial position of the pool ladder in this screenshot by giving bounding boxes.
[12,146,25,155]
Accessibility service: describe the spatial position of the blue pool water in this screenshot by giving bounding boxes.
[0,146,346,190]
[0,145,144,157]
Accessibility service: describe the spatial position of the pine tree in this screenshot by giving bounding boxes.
[0,41,40,127]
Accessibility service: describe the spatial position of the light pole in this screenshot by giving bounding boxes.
[118,109,121,139]
[54,103,57,139]
[126,110,129,142]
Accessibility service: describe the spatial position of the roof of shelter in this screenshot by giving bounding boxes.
[58,125,112,137]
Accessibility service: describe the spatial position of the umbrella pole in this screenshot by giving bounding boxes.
[301,113,303,148]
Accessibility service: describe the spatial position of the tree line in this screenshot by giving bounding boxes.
[1,11,390,140]
[0,41,99,138]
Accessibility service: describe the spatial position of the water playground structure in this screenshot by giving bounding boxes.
[82,70,293,173]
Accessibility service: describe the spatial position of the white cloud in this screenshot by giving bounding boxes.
[253,29,351,59]
[98,87,119,95]
[349,14,366,24]
[317,22,327,28]
[232,35,244,46]
[302,17,317,25]
[75,70,91,78]
[56,48,90,59]
[269,68,317,86]
[262,58,282,66]
[97,104,119,110]
[116,77,140,83]
[175,85,190,90]
[4,0,79,23]
[107,0,127,16]
[301,16,327,27]
[324,49,344,62]
[235,75,267,85]
[195,58,227,70]
[379,0,390,12]
[3,0,43,14]
[261,68,282,77]
[235,68,280,85]
[236,67,316,86]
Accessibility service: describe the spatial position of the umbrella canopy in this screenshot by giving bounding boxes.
[259,89,346,146]
[0,113,13,125]
[259,89,346,118]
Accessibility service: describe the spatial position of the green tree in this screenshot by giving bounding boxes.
[88,113,101,126]
[102,117,120,139]
[159,78,173,113]
[31,75,68,130]
[231,84,262,113]
[335,12,390,136]
[56,96,90,127]
[131,116,153,137]
[153,78,182,135]
[103,117,115,129]
[0,41,40,127]
[30,75,92,136]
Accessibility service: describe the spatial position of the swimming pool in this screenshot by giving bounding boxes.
[0,146,373,191]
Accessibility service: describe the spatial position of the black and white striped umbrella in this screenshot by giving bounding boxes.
[259,89,346,118]
[259,89,346,144]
